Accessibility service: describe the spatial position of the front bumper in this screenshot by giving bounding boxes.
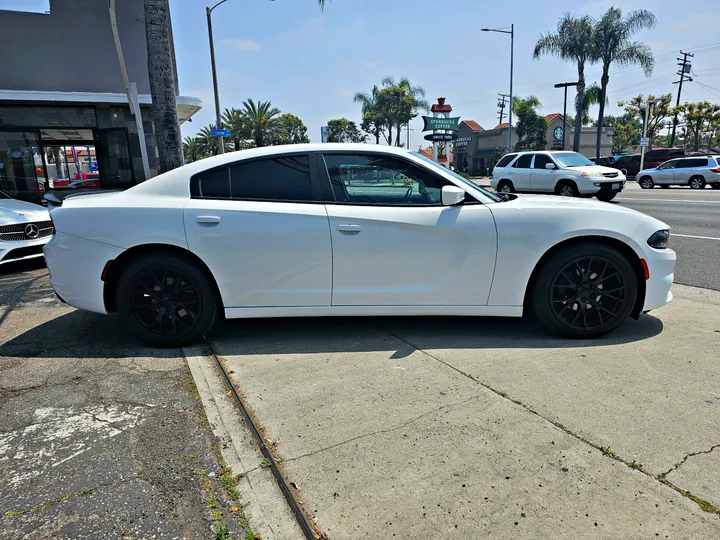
[643,247,676,312]
[44,233,124,314]
[578,180,626,195]
[0,237,52,265]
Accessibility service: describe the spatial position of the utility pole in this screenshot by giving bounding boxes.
[670,50,693,147]
[497,93,509,125]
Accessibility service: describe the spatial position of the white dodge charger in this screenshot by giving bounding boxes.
[44,144,676,347]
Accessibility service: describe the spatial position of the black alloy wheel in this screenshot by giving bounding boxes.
[116,253,217,347]
[532,244,638,338]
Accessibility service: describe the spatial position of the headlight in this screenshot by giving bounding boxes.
[647,230,669,249]
[582,171,603,177]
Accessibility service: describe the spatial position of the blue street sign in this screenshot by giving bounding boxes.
[211,129,231,137]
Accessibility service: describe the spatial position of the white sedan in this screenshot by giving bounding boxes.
[44,144,676,346]
[0,191,54,265]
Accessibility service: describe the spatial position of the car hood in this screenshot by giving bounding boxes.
[562,164,622,175]
[0,199,50,226]
[503,193,668,225]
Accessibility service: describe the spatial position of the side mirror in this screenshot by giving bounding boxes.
[545,163,556,170]
[441,185,466,206]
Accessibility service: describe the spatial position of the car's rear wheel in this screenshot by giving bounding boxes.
[689,176,706,189]
[531,244,638,338]
[497,180,514,194]
[556,181,578,197]
[116,253,217,347]
[639,176,654,189]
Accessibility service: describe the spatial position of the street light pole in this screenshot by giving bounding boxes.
[481,25,514,151]
[207,0,229,154]
[554,82,579,151]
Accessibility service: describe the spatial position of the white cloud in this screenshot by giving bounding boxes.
[221,39,261,52]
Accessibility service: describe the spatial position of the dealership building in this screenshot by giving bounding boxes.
[453,115,614,175]
[0,0,201,201]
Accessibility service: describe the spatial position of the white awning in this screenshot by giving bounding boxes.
[0,89,202,123]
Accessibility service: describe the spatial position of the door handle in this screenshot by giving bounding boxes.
[196,215,221,225]
[337,224,361,233]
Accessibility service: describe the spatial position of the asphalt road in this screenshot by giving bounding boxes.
[614,183,720,291]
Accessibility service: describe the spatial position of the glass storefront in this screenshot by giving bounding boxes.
[0,105,138,201]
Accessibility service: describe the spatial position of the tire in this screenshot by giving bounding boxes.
[689,176,706,189]
[711,183,720,189]
[531,243,638,339]
[639,176,654,189]
[496,180,514,194]
[116,253,217,347]
[556,181,578,197]
[596,192,616,202]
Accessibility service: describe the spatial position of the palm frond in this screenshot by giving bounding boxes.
[614,41,654,77]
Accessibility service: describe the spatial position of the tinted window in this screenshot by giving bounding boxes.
[670,149,684,156]
[644,150,663,159]
[496,154,517,168]
[323,154,450,205]
[677,158,708,168]
[513,154,533,168]
[658,160,677,170]
[229,155,313,201]
[193,167,231,198]
[533,154,554,169]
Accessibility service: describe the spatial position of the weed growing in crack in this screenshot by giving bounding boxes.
[601,447,615,457]
[214,524,231,540]
[260,458,272,469]
[628,460,643,470]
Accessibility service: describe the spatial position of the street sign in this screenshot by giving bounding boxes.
[424,133,457,142]
[422,116,460,132]
[640,136,650,147]
[211,129,231,137]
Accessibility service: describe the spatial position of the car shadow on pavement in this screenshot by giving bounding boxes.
[0,309,185,359]
[208,313,664,358]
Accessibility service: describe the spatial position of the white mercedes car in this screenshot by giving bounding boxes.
[44,144,676,347]
[0,191,54,266]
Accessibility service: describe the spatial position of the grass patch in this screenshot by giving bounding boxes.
[4,487,95,518]
[628,460,643,470]
[211,510,223,521]
[601,446,615,457]
[220,473,241,501]
[206,493,218,509]
[259,458,272,469]
[4,510,24,518]
[184,367,201,401]
[214,524,231,540]
[245,529,262,540]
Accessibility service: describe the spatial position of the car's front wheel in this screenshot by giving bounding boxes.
[531,243,638,338]
[639,176,654,189]
[556,181,578,197]
[496,180,515,194]
[116,253,217,347]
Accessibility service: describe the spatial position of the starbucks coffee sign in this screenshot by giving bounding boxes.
[422,116,461,132]
[454,136,472,149]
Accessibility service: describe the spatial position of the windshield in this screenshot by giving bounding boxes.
[553,152,595,168]
[412,152,501,202]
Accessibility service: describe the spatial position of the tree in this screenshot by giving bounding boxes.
[381,77,429,146]
[182,136,206,162]
[375,86,413,146]
[676,101,720,151]
[618,93,673,142]
[241,99,283,147]
[326,118,367,143]
[222,107,250,151]
[512,96,547,151]
[354,85,384,144]
[534,14,595,153]
[195,124,232,156]
[610,122,639,153]
[592,7,656,159]
[278,113,310,144]
[144,0,183,174]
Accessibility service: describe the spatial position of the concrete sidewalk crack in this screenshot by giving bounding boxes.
[283,395,482,464]
[383,329,720,517]
[659,443,720,479]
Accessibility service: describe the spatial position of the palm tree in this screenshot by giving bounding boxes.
[182,136,205,163]
[381,77,430,146]
[196,125,231,156]
[144,0,183,174]
[222,107,249,151]
[534,14,595,153]
[592,8,656,159]
[354,85,383,144]
[240,99,283,147]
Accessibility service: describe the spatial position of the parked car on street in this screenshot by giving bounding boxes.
[0,190,54,266]
[642,148,685,169]
[637,155,720,189]
[44,144,675,346]
[490,151,627,201]
[609,153,642,178]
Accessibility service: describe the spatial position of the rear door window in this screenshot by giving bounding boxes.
[229,155,314,202]
[496,154,517,168]
[677,158,708,168]
[513,154,533,168]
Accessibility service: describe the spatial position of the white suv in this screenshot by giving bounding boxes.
[490,151,627,201]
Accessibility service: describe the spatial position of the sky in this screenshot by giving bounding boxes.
[159,0,718,148]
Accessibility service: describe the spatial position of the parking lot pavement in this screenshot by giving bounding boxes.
[0,262,262,539]
[213,284,720,539]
